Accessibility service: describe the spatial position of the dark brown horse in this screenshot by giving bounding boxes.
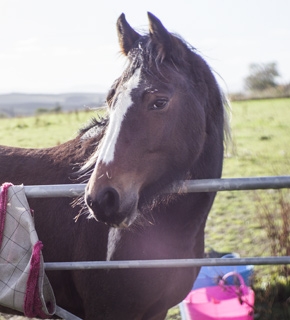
[0,13,227,320]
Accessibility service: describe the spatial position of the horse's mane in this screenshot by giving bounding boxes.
[75,116,108,177]
[78,116,108,136]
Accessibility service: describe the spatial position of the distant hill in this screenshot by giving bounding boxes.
[0,92,106,117]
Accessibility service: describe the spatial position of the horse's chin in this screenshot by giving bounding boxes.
[89,203,139,229]
[108,209,139,229]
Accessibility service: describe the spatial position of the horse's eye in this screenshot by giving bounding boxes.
[150,99,168,110]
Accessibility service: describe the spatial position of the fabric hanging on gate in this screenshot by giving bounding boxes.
[0,183,56,318]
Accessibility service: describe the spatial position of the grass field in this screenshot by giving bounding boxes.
[0,109,98,148]
[1,98,290,319]
[206,98,290,257]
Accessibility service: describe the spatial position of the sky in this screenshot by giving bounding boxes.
[0,0,290,95]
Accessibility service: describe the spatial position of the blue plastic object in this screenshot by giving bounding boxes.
[193,253,254,289]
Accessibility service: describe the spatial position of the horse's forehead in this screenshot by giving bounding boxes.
[123,68,172,96]
[97,67,142,165]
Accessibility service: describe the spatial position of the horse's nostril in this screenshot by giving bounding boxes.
[99,188,119,215]
[102,191,113,207]
[86,187,120,222]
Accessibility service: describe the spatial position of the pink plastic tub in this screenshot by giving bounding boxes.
[183,272,255,320]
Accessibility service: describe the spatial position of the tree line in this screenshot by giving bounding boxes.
[231,62,290,100]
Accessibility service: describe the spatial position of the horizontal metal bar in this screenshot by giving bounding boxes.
[180,176,290,193]
[44,256,290,270]
[24,176,290,198]
[24,184,86,198]
[55,306,82,320]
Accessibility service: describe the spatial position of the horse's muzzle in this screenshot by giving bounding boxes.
[85,186,138,228]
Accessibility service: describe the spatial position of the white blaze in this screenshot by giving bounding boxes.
[97,68,141,165]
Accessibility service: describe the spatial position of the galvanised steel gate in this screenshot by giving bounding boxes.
[23,175,290,270]
[20,176,290,319]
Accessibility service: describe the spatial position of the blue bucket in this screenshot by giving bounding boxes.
[193,253,254,289]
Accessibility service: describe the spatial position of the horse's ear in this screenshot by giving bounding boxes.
[147,12,172,61]
[117,13,141,56]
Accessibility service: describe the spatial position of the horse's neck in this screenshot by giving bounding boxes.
[0,137,95,185]
[106,193,210,261]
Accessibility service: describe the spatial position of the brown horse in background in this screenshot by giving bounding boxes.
[0,12,227,320]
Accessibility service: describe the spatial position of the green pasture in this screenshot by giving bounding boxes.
[207,98,290,257]
[1,98,290,319]
[0,109,99,148]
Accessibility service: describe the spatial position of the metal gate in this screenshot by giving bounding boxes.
[23,175,290,270]
[20,176,290,319]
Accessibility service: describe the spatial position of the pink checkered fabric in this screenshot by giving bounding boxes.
[0,183,56,318]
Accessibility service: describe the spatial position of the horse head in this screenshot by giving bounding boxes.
[85,12,224,228]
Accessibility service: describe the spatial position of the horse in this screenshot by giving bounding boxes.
[0,12,227,320]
